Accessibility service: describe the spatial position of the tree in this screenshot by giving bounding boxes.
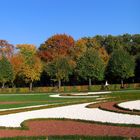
[130,34,140,56]
[74,38,87,60]
[46,56,75,88]
[0,40,14,58]
[106,49,135,87]
[17,44,43,90]
[10,54,24,82]
[104,35,122,54]
[77,48,105,87]
[39,34,75,62]
[75,37,109,64]
[38,34,75,88]
[98,47,109,65]
[135,54,140,82]
[0,55,14,88]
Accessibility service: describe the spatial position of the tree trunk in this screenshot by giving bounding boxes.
[89,78,92,87]
[58,79,61,89]
[11,81,15,88]
[121,79,124,88]
[29,82,33,91]
[2,82,5,88]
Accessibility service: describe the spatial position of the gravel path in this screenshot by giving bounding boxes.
[50,91,111,98]
[118,100,140,111]
[0,101,140,127]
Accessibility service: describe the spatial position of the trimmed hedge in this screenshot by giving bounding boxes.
[0,83,140,93]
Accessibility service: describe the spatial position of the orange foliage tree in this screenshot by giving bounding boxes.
[39,34,75,62]
[10,54,24,82]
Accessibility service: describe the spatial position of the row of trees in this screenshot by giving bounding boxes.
[0,41,42,90]
[0,33,140,90]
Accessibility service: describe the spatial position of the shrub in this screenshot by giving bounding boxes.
[0,83,139,94]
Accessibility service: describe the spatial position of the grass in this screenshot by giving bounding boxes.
[103,90,140,102]
[0,93,100,110]
[0,90,140,139]
[0,89,140,111]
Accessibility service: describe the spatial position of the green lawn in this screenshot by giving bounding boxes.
[0,90,140,139]
[0,93,99,110]
[109,90,140,101]
[0,90,139,111]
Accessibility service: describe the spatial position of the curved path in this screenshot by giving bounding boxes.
[50,94,99,98]
[0,101,140,127]
[50,91,111,98]
[118,100,140,111]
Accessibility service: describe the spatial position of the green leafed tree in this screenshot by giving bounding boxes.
[46,56,75,89]
[106,49,135,87]
[0,55,14,88]
[77,48,105,87]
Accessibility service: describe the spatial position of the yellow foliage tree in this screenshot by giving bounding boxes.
[16,44,43,90]
[75,37,109,64]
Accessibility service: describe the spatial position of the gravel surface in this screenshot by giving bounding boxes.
[1,101,140,127]
[118,100,140,111]
[50,91,111,98]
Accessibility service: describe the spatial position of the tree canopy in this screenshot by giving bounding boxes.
[77,48,105,86]
[106,49,135,87]
[0,33,140,89]
[16,44,43,90]
[39,34,75,62]
[0,55,14,88]
[46,56,75,88]
[0,40,14,59]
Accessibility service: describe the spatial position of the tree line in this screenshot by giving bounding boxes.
[0,33,140,90]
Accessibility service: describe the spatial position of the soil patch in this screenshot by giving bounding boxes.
[0,120,140,138]
[88,101,140,115]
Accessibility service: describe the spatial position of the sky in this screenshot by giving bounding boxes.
[0,0,140,47]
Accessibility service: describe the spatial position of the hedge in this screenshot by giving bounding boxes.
[0,83,140,93]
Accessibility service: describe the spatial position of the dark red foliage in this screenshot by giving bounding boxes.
[38,34,75,62]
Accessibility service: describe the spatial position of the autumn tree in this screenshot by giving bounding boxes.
[0,55,14,88]
[75,37,109,64]
[39,34,75,62]
[10,54,24,82]
[0,40,14,59]
[106,49,135,88]
[38,34,76,87]
[17,44,43,90]
[77,48,105,87]
[74,38,87,60]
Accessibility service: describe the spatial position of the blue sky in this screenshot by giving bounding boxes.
[0,0,139,47]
